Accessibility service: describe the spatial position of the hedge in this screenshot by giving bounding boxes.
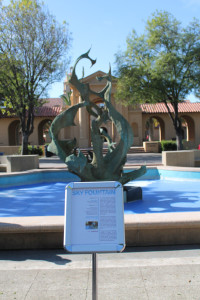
[160,140,177,151]
[18,145,44,156]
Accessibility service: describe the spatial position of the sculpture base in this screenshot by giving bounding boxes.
[123,185,142,203]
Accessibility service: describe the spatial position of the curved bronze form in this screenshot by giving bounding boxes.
[48,50,146,184]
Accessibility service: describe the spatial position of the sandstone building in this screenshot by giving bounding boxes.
[0,71,200,152]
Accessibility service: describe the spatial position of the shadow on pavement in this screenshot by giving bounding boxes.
[0,249,71,265]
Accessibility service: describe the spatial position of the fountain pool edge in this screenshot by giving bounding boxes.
[1,212,200,249]
[1,166,200,249]
[1,165,200,188]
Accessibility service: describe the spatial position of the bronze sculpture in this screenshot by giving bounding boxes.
[48,50,146,184]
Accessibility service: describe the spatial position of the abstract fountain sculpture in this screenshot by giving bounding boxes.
[48,50,146,185]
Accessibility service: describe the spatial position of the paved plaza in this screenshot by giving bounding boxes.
[1,246,200,299]
[126,153,162,166]
[38,153,163,169]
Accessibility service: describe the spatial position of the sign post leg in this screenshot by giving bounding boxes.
[92,252,98,300]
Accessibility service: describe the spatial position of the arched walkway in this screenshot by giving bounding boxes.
[181,115,195,141]
[145,116,165,141]
[38,119,52,145]
[8,120,21,145]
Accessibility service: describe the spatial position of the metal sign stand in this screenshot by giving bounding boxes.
[92,253,98,300]
[64,181,125,300]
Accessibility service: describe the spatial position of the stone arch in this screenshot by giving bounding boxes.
[8,120,21,145]
[145,116,165,141]
[38,119,52,145]
[181,115,195,141]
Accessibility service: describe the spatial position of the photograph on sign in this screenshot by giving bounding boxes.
[64,181,125,253]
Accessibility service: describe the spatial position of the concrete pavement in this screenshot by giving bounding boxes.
[1,245,200,300]
[38,153,163,169]
[126,153,162,166]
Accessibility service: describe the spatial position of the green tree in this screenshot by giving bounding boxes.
[115,11,200,150]
[0,0,71,154]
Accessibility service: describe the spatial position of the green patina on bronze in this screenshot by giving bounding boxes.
[48,50,146,184]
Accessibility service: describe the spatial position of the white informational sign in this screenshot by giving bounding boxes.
[64,181,125,253]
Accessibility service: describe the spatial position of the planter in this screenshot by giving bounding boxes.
[0,155,39,172]
[143,141,160,153]
[162,150,200,167]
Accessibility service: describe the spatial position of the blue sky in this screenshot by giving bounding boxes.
[3,0,200,101]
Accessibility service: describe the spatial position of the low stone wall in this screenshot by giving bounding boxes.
[162,150,200,167]
[1,213,200,249]
[143,141,160,153]
[0,216,63,250]
[125,213,200,246]
[0,146,20,155]
[0,155,39,172]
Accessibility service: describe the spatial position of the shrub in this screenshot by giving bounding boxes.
[18,145,44,156]
[160,140,177,151]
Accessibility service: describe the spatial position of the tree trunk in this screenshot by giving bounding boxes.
[21,133,29,155]
[20,104,34,155]
[176,123,183,150]
[163,100,183,150]
[176,133,183,150]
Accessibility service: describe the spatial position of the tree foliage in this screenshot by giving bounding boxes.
[0,0,71,154]
[115,11,200,149]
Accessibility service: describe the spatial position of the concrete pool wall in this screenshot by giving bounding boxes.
[1,212,200,250]
[2,166,200,188]
[0,169,80,188]
[1,166,200,249]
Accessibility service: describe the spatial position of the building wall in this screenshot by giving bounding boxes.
[0,117,55,146]
[141,112,200,148]
[128,109,143,146]
[1,108,200,149]
[0,118,12,145]
[63,72,200,149]
[142,113,176,142]
[181,112,200,148]
[30,117,54,145]
[64,71,131,148]
[1,71,200,150]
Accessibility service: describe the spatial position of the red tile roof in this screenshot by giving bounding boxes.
[140,102,200,114]
[0,98,63,118]
[1,98,200,118]
[35,98,63,117]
